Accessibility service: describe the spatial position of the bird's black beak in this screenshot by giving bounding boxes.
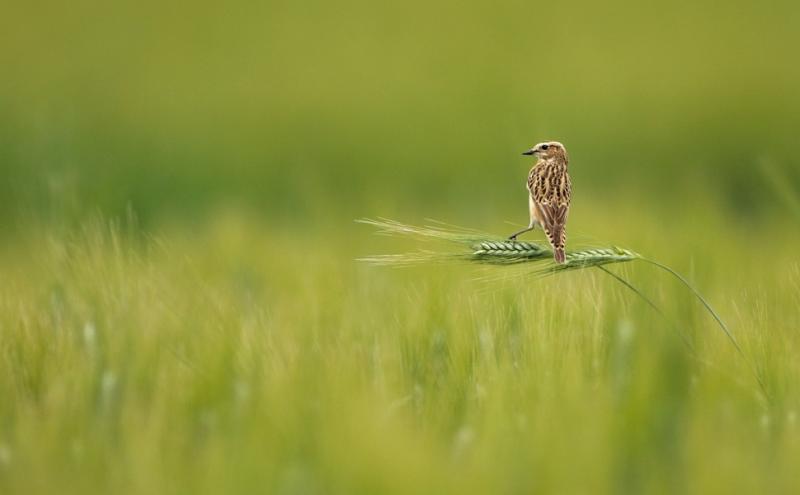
[522,149,536,156]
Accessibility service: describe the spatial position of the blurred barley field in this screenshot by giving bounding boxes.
[1,0,800,493]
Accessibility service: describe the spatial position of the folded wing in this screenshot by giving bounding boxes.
[532,165,571,263]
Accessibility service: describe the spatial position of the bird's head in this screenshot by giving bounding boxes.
[522,141,567,162]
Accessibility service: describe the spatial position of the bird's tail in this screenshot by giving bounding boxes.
[553,247,566,264]
[547,225,567,264]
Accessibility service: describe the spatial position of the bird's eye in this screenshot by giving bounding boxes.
[541,144,549,150]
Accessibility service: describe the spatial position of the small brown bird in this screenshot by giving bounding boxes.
[508,141,572,263]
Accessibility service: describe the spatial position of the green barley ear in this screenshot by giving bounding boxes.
[356,219,640,270]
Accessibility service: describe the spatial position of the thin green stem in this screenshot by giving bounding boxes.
[596,265,695,353]
[641,257,770,401]
[597,265,760,395]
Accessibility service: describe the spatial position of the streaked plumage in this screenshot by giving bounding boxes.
[508,141,572,263]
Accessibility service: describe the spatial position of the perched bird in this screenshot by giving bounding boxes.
[508,141,572,264]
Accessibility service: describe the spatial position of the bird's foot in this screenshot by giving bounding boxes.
[507,235,517,241]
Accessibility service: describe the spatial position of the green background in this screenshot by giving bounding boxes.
[1,1,799,493]
[2,0,799,228]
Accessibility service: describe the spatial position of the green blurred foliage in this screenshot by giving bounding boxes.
[0,218,798,494]
[1,2,800,493]
[1,0,799,229]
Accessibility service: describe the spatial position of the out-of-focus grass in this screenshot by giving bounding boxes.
[0,208,798,494]
[1,0,800,228]
[1,0,799,492]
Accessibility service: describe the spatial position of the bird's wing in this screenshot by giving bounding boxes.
[532,167,571,254]
[536,202,568,249]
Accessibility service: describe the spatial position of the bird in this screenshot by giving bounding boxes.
[508,141,572,264]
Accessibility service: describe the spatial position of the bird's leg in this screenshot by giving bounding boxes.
[508,222,535,241]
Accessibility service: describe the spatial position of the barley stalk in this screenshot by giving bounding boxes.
[357,218,769,401]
